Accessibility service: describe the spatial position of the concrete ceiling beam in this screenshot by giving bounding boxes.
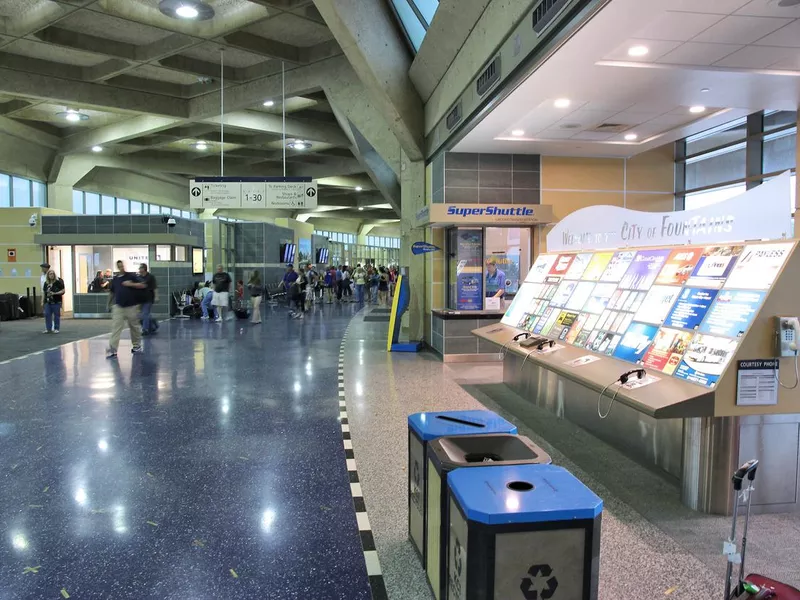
[159,55,241,82]
[1,1,80,37]
[206,111,350,147]
[136,34,199,62]
[0,115,61,150]
[0,99,34,116]
[0,67,189,117]
[223,32,301,63]
[0,52,83,81]
[312,0,423,160]
[60,115,186,154]
[34,27,137,61]
[83,59,134,83]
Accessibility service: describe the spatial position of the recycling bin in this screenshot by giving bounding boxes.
[407,410,517,564]
[426,434,552,600]
[446,464,602,600]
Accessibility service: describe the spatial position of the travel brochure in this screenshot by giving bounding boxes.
[499,241,795,388]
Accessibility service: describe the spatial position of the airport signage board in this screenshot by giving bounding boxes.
[416,203,555,227]
[547,172,793,251]
[189,177,318,210]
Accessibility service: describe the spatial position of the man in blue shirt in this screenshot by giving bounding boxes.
[335,266,344,302]
[107,260,146,358]
[485,259,507,298]
[282,264,299,290]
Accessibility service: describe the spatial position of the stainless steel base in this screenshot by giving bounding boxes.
[502,352,800,515]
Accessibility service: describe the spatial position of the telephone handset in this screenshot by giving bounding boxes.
[777,317,800,357]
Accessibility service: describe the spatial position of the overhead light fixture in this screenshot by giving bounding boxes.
[355,186,363,191]
[158,0,215,21]
[554,98,571,109]
[689,106,706,114]
[58,109,89,122]
[627,45,649,57]
[358,207,364,211]
[624,133,638,141]
[511,129,525,137]
[288,140,311,150]
[91,145,103,153]
[700,88,710,93]
[263,100,275,107]
[194,141,208,151]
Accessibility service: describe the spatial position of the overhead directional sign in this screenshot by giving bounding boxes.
[189,177,318,210]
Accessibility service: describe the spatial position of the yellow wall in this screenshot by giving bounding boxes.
[0,208,70,296]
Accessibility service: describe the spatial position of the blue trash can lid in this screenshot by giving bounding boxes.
[448,464,603,525]
[408,410,517,441]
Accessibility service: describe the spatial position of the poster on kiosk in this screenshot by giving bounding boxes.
[499,172,795,389]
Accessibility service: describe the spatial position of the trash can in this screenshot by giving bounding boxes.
[426,434,552,600]
[407,410,517,564]
[446,464,602,600]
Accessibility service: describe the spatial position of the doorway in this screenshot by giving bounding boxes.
[48,246,74,313]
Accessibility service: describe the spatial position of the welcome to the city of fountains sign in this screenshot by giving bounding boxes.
[546,172,793,252]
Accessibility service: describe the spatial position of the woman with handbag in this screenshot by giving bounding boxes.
[248,271,263,324]
[43,270,65,333]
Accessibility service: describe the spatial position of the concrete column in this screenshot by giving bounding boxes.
[400,150,425,343]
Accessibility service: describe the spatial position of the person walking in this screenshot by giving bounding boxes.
[289,268,307,320]
[42,269,65,333]
[353,263,367,307]
[304,263,318,310]
[138,263,159,336]
[248,270,263,324]
[211,264,232,322]
[335,265,344,302]
[342,266,353,302]
[324,267,335,304]
[369,266,380,304]
[378,266,390,306]
[107,260,146,358]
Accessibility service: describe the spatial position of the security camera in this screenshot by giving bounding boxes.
[28,214,37,227]
[167,217,177,228]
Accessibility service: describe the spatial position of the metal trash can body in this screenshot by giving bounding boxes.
[426,434,552,600]
[407,411,517,564]
[446,464,602,600]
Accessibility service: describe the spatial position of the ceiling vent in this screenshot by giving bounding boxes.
[532,0,571,35]
[446,102,462,131]
[559,123,581,129]
[588,123,630,133]
[476,56,501,97]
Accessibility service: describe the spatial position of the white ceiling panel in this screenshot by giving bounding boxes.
[664,0,750,13]
[714,44,799,68]
[735,0,800,18]
[656,41,744,65]
[536,128,580,140]
[571,131,617,141]
[605,111,663,125]
[770,54,800,70]
[633,11,724,41]
[692,15,792,44]
[603,38,682,61]
[649,113,699,126]
[752,19,800,47]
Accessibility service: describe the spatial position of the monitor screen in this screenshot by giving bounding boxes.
[316,247,329,264]
[281,243,296,264]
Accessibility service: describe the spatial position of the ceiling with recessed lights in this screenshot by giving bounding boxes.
[0,0,399,222]
[455,0,800,157]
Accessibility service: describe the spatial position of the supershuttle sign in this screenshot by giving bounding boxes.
[416,203,555,226]
[547,172,793,251]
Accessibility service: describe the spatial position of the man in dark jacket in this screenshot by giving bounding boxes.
[138,263,159,335]
[107,260,146,358]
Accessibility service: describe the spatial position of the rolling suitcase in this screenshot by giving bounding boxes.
[725,459,800,599]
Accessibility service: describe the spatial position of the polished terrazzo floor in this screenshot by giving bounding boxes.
[0,305,371,600]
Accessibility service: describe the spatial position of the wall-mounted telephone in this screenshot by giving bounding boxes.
[776,317,800,357]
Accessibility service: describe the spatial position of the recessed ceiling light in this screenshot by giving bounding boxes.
[627,45,649,57]
[358,207,364,211]
[158,0,215,21]
[689,106,706,114]
[355,186,363,191]
[263,100,274,107]
[511,129,525,136]
[700,88,710,93]
[554,98,571,109]
[288,140,311,150]
[57,109,89,122]
[91,145,103,152]
[624,133,638,141]
[194,142,208,151]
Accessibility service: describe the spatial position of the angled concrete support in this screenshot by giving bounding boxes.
[313,0,423,160]
[400,151,425,343]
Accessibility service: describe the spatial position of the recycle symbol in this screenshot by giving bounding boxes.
[453,538,463,575]
[520,564,558,599]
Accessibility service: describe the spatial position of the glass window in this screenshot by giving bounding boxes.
[84,193,100,215]
[172,208,180,216]
[156,245,171,261]
[175,246,187,262]
[685,144,746,191]
[116,198,129,214]
[763,128,797,174]
[0,174,9,207]
[684,183,747,210]
[31,181,46,207]
[764,110,797,133]
[130,201,142,214]
[72,190,83,213]
[413,0,439,25]
[391,0,427,51]
[181,210,190,219]
[101,195,115,214]
[447,228,484,310]
[686,117,747,157]
[12,177,31,207]
[74,245,113,293]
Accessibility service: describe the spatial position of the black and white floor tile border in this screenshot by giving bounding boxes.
[339,324,388,600]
